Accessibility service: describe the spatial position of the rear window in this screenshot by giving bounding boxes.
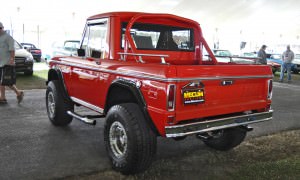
[121,22,194,51]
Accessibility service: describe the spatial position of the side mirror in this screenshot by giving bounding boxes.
[77,49,85,57]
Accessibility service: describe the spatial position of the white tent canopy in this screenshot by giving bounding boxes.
[1,0,300,54]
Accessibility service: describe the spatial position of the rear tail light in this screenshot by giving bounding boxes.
[167,84,176,111]
[267,79,273,99]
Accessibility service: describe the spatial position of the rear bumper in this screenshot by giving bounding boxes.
[165,110,273,138]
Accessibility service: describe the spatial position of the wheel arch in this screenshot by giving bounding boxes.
[47,68,61,84]
[46,68,73,103]
[105,79,159,135]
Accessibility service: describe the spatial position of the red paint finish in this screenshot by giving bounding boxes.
[48,12,273,136]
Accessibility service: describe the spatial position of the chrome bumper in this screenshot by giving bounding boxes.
[165,110,273,138]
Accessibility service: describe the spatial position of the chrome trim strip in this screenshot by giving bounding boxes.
[73,69,98,79]
[49,60,273,82]
[165,110,273,138]
[70,96,104,114]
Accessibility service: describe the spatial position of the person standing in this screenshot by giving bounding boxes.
[279,45,294,83]
[257,45,267,64]
[0,22,24,104]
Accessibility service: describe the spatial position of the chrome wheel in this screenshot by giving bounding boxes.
[47,92,55,119]
[109,121,128,158]
[104,103,157,174]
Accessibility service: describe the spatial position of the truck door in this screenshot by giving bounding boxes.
[70,18,109,110]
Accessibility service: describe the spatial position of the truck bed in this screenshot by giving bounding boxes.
[173,64,272,121]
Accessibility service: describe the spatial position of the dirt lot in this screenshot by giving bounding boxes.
[66,130,300,180]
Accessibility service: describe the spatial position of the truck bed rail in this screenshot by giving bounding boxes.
[118,52,169,64]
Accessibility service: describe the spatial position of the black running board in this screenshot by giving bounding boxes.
[67,111,103,125]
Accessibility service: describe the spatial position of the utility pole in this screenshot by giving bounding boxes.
[37,25,40,47]
[23,23,25,43]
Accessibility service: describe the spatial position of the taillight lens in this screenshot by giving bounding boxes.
[267,79,273,99]
[167,84,176,111]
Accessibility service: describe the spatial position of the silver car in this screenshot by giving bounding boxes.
[292,54,300,74]
[15,41,35,75]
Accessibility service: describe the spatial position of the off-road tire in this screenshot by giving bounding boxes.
[46,80,73,126]
[202,127,247,151]
[104,103,157,174]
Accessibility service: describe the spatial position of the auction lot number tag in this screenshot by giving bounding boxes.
[182,89,204,104]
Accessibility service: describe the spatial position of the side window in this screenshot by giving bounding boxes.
[81,19,108,59]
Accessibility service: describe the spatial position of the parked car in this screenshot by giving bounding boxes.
[51,40,80,57]
[212,49,232,62]
[267,54,282,64]
[213,50,254,64]
[266,54,281,74]
[20,43,42,62]
[236,52,280,74]
[291,54,300,74]
[267,53,300,74]
[241,52,257,58]
[15,41,34,75]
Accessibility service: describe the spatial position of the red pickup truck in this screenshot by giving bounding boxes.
[46,12,273,174]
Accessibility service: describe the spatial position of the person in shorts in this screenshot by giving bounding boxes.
[0,22,24,104]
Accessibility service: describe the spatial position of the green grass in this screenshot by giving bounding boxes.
[273,71,300,82]
[231,157,300,180]
[66,130,300,180]
[16,70,48,90]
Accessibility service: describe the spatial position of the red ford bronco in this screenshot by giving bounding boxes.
[46,12,273,174]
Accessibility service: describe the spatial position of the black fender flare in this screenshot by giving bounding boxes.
[47,68,73,104]
[105,78,159,135]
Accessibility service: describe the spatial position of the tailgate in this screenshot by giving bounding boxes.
[174,64,273,121]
